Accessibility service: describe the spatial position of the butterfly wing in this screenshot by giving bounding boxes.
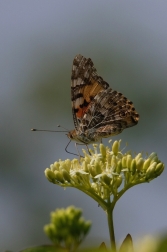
[71,54,109,130]
[81,88,139,137]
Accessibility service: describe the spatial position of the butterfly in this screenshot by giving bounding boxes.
[67,54,139,145]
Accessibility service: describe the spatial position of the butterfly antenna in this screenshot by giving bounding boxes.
[57,124,70,131]
[31,129,68,132]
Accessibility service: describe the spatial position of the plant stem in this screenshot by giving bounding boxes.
[107,204,116,252]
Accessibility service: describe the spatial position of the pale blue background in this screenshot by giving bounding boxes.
[1,1,167,251]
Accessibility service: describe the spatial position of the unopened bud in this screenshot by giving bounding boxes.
[62,169,71,182]
[135,153,142,162]
[122,156,127,167]
[155,163,164,177]
[100,143,106,157]
[51,161,60,172]
[136,158,144,170]
[64,159,71,172]
[45,168,57,182]
[130,159,136,175]
[116,160,122,174]
[146,162,157,180]
[112,140,120,155]
[94,161,102,175]
[143,159,151,171]
[150,156,159,165]
[54,170,64,183]
[115,176,122,188]
[102,174,111,185]
[148,152,157,160]
[126,155,132,168]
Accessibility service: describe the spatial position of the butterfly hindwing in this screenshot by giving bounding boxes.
[80,88,139,137]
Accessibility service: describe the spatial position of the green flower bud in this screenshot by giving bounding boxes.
[155,163,164,177]
[64,159,71,172]
[94,160,102,175]
[136,158,144,170]
[112,140,120,155]
[51,161,60,172]
[45,168,57,182]
[54,170,64,183]
[116,160,122,174]
[130,159,136,175]
[115,175,122,188]
[150,156,159,165]
[100,143,106,157]
[62,169,71,182]
[122,156,127,167]
[102,174,111,185]
[146,162,157,180]
[126,154,132,168]
[143,158,151,171]
[135,153,142,162]
[59,163,67,172]
[148,152,157,160]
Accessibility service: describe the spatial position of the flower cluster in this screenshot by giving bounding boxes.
[45,140,164,206]
[44,206,91,250]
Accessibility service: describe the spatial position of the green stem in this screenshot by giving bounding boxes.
[107,201,116,252]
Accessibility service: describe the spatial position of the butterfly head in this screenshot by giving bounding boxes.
[67,129,90,144]
[67,129,79,142]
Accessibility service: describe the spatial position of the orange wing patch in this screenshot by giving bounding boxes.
[75,80,105,118]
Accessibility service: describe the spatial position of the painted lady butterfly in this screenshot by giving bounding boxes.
[67,54,139,144]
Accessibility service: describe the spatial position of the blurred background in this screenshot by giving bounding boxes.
[1,1,167,251]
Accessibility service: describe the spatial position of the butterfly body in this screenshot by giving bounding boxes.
[68,54,139,144]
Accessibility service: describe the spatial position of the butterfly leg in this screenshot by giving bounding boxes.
[74,143,85,158]
[86,144,91,155]
[65,140,81,157]
[75,143,91,155]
